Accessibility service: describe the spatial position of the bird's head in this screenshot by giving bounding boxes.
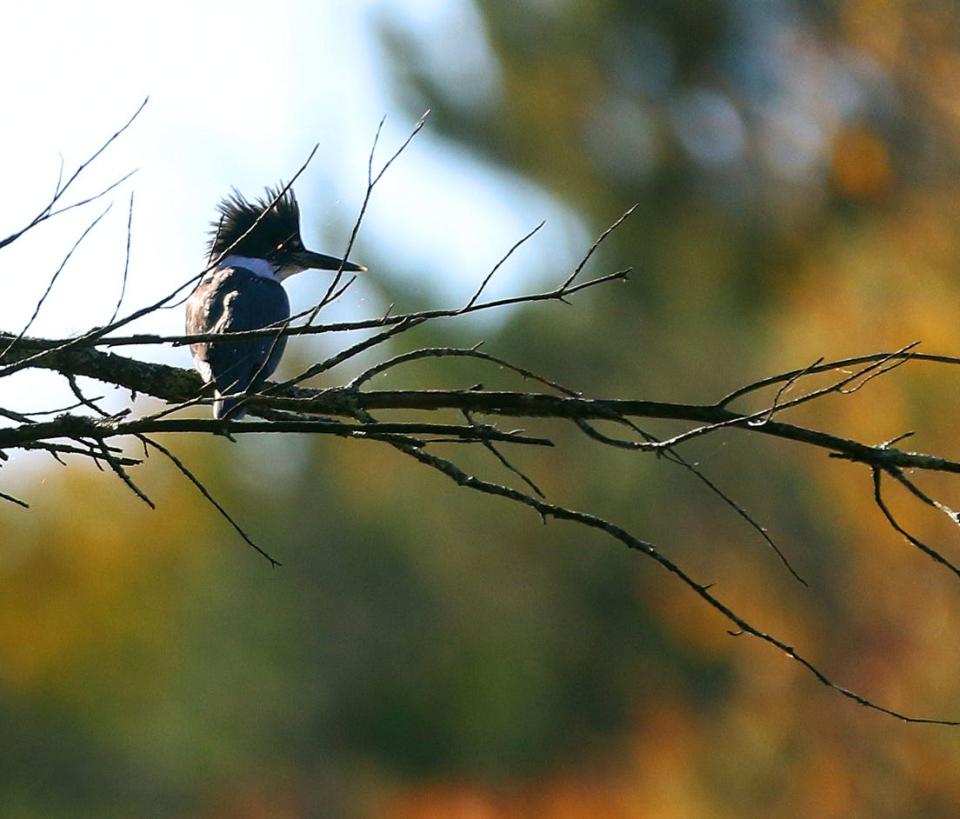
[209,186,365,279]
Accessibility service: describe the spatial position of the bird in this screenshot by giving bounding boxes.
[186,186,364,419]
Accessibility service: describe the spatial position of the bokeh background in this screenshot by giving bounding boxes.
[4,1,960,816]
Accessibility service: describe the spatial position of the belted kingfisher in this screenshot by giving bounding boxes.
[186,187,364,419]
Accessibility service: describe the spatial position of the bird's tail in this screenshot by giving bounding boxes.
[214,391,247,420]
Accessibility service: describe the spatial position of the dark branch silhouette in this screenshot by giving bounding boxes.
[4,109,960,727]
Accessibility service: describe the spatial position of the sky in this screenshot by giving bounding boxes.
[0,0,586,433]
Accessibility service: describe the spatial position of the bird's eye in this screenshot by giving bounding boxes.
[276,242,284,251]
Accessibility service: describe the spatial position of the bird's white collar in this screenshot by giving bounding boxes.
[218,254,298,282]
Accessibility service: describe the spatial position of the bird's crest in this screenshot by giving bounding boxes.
[208,185,304,259]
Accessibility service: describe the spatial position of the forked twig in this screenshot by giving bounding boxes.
[872,467,960,580]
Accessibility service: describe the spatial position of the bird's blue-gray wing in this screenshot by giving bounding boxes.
[186,267,290,418]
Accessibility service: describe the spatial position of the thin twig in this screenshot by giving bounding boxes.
[872,467,960,580]
[0,490,29,508]
[562,203,637,289]
[717,350,960,407]
[384,432,958,725]
[748,357,823,426]
[462,221,545,311]
[143,436,282,567]
[269,316,426,394]
[307,110,430,321]
[0,97,146,250]
[0,146,322,382]
[0,413,554,450]
[19,440,140,465]
[886,467,960,525]
[346,345,574,393]
[109,191,135,324]
[655,343,921,450]
[1,205,112,360]
[69,268,630,349]
[95,439,155,509]
[572,418,806,585]
[463,408,546,498]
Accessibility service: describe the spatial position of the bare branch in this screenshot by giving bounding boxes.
[61,267,629,350]
[886,467,960,526]
[0,97,146,250]
[462,220,545,311]
[143,436,281,567]
[0,490,29,508]
[1,204,112,361]
[0,413,554,451]
[308,110,430,320]
[385,433,959,726]
[654,343,921,451]
[562,203,637,289]
[109,191,135,324]
[717,350,960,408]
[872,467,960,580]
[9,108,960,728]
[748,356,823,426]
[345,345,574,393]
[573,417,806,585]
[0,144,322,382]
[95,439,155,509]
[19,441,140,465]
[268,316,426,394]
[463,408,546,499]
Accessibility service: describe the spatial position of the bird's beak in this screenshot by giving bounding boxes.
[293,249,366,272]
